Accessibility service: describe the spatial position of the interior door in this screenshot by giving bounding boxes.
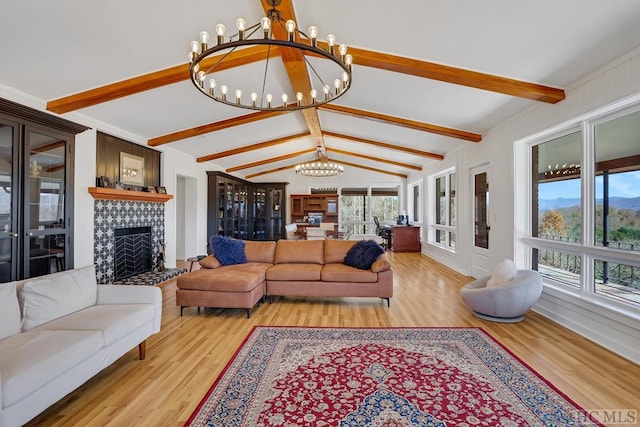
[0,119,20,282]
[471,164,491,278]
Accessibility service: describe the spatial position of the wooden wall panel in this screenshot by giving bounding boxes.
[96,132,161,187]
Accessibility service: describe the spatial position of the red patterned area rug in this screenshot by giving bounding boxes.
[186,327,602,426]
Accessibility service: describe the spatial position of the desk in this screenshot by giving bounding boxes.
[391,226,421,252]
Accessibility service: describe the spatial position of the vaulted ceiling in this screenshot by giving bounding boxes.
[2,0,640,182]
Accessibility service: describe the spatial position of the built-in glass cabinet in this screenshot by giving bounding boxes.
[0,98,86,282]
[207,171,287,250]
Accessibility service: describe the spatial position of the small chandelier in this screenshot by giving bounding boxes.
[295,148,344,177]
[188,0,353,112]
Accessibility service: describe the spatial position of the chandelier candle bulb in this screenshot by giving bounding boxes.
[197,71,206,87]
[235,89,242,104]
[199,31,209,51]
[311,89,318,102]
[220,85,228,100]
[251,92,258,107]
[345,54,353,71]
[338,44,347,60]
[190,40,199,56]
[334,78,341,95]
[236,18,246,40]
[296,92,303,106]
[266,93,273,108]
[209,79,216,95]
[215,23,225,44]
[326,34,336,54]
[260,17,271,38]
[308,26,318,46]
[285,19,296,41]
[281,93,288,107]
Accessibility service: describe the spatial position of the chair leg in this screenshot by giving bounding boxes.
[180,306,184,317]
[246,308,251,318]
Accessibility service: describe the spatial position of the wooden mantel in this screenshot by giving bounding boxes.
[88,187,173,203]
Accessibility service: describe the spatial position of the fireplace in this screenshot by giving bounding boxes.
[93,199,165,284]
[114,226,152,281]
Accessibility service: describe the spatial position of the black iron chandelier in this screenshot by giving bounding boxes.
[188,0,353,112]
[295,147,344,176]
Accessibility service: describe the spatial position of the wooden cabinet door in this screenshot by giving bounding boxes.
[291,196,304,216]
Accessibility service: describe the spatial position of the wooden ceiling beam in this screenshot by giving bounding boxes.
[46,45,278,114]
[327,147,422,171]
[323,130,444,160]
[331,158,408,179]
[148,109,290,146]
[261,0,328,160]
[245,165,296,179]
[197,131,311,162]
[226,148,316,172]
[316,43,565,104]
[319,105,481,142]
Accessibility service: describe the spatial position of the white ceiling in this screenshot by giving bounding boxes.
[2,0,640,182]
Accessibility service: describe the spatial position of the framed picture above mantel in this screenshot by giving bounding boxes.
[120,152,145,186]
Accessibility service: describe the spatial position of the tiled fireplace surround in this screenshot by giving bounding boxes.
[93,199,164,284]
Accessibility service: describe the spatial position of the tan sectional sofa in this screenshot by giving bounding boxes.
[176,239,393,317]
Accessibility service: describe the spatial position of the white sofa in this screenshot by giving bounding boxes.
[0,265,162,427]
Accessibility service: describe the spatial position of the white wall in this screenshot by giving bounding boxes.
[422,46,640,363]
[73,129,97,268]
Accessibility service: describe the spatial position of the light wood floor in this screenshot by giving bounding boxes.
[27,252,640,426]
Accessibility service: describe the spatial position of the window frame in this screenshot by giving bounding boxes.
[429,167,457,252]
[516,97,640,313]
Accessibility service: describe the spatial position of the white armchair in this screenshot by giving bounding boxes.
[460,270,543,323]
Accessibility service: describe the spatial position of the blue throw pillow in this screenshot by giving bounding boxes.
[209,236,247,266]
[343,240,384,270]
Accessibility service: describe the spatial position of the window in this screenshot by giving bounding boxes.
[410,181,422,223]
[526,106,640,307]
[431,168,456,250]
[340,188,367,235]
[371,188,398,222]
[340,187,399,235]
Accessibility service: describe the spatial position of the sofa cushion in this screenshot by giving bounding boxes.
[0,282,21,341]
[34,304,156,346]
[267,263,323,281]
[244,240,276,264]
[19,265,98,331]
[274,240,324,264]
[371,254,392,273]
[324,239,357,264]
[199,255,221,269]
[210,236,247,266]
[0,329,104,407]
[321,263,378,283]
[177,266,265,292]
[343,240,384,270]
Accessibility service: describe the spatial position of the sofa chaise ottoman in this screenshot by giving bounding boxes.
[176,240,276,318]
